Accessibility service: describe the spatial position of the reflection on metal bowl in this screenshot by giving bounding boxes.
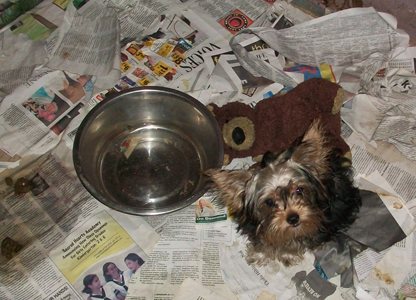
[73,87,223,216]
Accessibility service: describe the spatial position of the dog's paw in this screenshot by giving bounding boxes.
[280,254,303,267]
[245,248,271,266]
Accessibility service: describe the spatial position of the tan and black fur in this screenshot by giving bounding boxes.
[205,120,361,266]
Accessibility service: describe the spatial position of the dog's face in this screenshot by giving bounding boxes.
[247,161,325,246]
[206,120,328,241]
[205,120,361,266]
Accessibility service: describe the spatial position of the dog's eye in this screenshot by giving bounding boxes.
[295,187,304,196]
[265,199,274,207]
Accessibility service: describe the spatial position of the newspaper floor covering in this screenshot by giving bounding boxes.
[0,0,416,299]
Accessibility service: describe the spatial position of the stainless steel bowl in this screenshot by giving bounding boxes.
[73,87,223,215]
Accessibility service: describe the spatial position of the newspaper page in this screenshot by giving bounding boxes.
[0,0,69,98]
[219,236,348,300]
[216,171,415,300]
[203,35,285,106]
[126,205,237,300]
[341,93,384,150]
[346,132,416,203]
[9,0,67,32]
[46,0,120,77]
[187,0,270,35]
[369,65,416,164]
[0,69,93,158]
[395,199,416,300]
[0,138,160,299]
[372,108,416,164]
[0,0,120,164]
[45,0,191,85]
[0,0,415,299]
[387,47,416,73]
[82,4,241,112]
[341,98,416,299]
[339,46,416,96]
[108,0,177,45]
[251,0,316,28]
[172,278,231,300]
[341,47,416,165]
[357,234,414,299]
[206,54,282,106]
[0,29,48,97]
[0,0,45,29]
[229,7,409,89]
[0,0,269,165]
[343,133,416,298]
[193,157,255,229]
[351,174,415,299]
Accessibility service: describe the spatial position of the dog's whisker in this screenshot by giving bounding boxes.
[255,220,265,236]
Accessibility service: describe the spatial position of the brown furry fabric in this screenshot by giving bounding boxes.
[208,78,349,164]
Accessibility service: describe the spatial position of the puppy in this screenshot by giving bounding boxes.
[204,120,361,267]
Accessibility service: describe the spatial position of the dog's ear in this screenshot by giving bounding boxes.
[261,151,277,168]
[204,169,252,214]
[290,119,330,172]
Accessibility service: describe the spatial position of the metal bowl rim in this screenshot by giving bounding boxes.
[72,86,224,216]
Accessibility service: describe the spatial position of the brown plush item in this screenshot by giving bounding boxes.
[208,78,349,165]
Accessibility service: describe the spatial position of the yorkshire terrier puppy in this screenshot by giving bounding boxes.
[204,120,361,267]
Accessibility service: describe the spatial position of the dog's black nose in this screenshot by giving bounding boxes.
[286,213,300,226]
